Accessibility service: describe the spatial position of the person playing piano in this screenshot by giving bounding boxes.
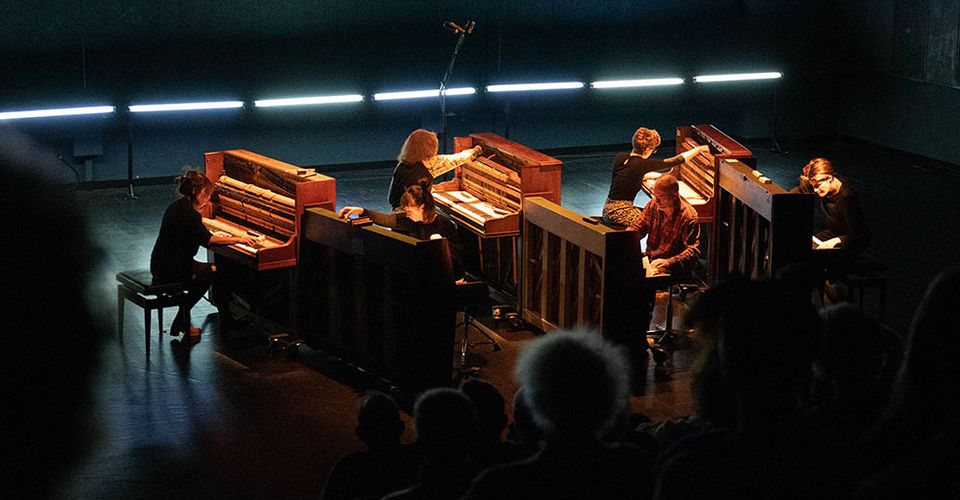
[602,127,709,227]
[793,157,871,303]
[794,157,871,258]
[387,129,482,210]
[150,169,257,339]
[635,174,702,277]
[340,181,465,281]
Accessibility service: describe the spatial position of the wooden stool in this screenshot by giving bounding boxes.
[116,270,190,358]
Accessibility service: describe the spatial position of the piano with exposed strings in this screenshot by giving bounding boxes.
[433,133,562,237]
[641,124,752,224]
[202,149,336,270]
[433,133,561,296]
[201,149,336,330]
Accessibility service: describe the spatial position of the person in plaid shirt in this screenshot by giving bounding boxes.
[634,174,701,276]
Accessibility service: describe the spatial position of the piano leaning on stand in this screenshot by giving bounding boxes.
[201,149,336,330]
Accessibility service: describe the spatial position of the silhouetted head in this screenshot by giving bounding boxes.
[686,275,820,418]
[356,392,405,449]
[460,378,508,444]
[413,388,477,459]
[176,167,214,207]
[514,328,631,441]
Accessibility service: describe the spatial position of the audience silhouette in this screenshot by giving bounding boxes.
[654,275,854,499]
[321,392,420,500]
[382,387,477,500]
[459,378,526,472]
[464,329,654,500]
[855,265,960,498]
[1,131,109,499]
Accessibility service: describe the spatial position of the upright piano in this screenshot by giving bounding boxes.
[433,133,562,294]
[521,197,645,339]
[714,158,814,280]
[202,149,336,329]
[297,207,457,398]
[641,124,752,224]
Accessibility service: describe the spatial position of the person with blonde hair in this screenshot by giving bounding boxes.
[387,129,482,209]
[602,127,708,227]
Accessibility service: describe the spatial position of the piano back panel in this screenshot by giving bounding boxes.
[297,207,456,397]
[521,197,644,338]
[203,150,336,271]
[715,159,814,281]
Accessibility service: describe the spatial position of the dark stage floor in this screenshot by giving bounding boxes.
[61,136,959,499]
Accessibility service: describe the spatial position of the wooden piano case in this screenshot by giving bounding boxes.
[714,159,814,280]
[433,133,562,297]
[521,197,645,338]
[297,207,457,397]
[202,149,336,331]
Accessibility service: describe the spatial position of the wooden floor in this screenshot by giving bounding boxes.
[61,136,959,499]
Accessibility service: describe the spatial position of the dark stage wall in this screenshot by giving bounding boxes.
[1,0,957,181]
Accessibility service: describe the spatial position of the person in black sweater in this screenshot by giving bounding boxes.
[387,128,481,209]
[339,182,465,280]
[795,157,871,258]
[602,127,708,227]
[150,169,256,337]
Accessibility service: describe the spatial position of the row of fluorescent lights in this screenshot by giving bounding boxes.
[0,72,781,121]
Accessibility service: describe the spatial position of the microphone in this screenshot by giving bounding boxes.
[465,20,475,34]
[443,20,466,33]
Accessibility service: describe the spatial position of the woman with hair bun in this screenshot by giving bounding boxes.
[150,168,256,338]
[387,129,482,210]
[340,181,465,280]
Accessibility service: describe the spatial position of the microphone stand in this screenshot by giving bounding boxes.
[439,21,473,154]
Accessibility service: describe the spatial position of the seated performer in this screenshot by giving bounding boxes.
[150,169,256,338]
[340,182,465,280]
[387,129,482,210]
[794,157,871,258]
[635,174,702,276]
[602,127,708,227]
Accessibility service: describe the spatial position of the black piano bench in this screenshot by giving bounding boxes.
[832,254,888,321]
[116,270,191,358]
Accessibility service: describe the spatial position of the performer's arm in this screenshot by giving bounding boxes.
[663,145,710,165]
[661,217,702,269]
[422,145,482,178]
[337,206,400,228]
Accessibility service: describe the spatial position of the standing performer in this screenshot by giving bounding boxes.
[341,181,465,280]
[387,129,482,209]
[602,127,708,227]
[150,169,255,338]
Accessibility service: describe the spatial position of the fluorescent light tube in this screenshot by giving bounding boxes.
[128,101,244,113]
[591,78,685,89]
[486,82,585,92]
[0,105,115,120]
[373,87,476,101]
[693,72,783,83]
[254,94,364,107]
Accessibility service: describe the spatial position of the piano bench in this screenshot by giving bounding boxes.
[116,270,191,358]
[832,255,887,321]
